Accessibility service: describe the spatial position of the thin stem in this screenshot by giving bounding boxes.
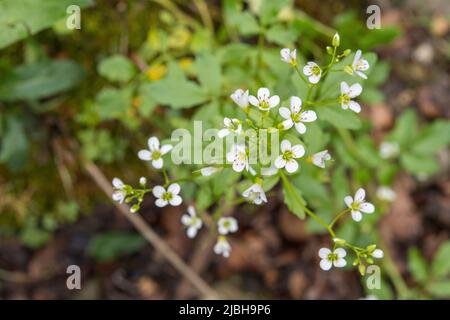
[329,209,350,229]
[294,65,308,84]
[279,171,335,238]
[162,168,170,185]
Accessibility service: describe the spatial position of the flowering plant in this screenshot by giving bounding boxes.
[111,33,386,275]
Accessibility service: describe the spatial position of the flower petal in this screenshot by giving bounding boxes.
[290,96,302,112]
[148,137,160,151]
[160,144,173,155]
[152,185,165,198]
[285,159,299,173]
[268,95,280,108]
[333,258,347,268]
[248,95,259,107]
[257,87,270,100]
[155,198,168,207]
[294,122,306,134]
[112,178,124,189]
[282,119,294,130]
[319,248,331,258]
[334,248,347,258]
[279,107,291,119]
[138,150,152,161]
[320,259,333,271]
[280,48,291,62]
[355,188,366,202]
[348,101,361,113]
[300,110,317,122]
[309,74,321,84]
[351,210,362,222]
[340,81,349,94]
[181,214,191,226]
[152,158,163,169]
[280,140,291,152]
[187,226,198,238]
[274,156,286,169]
[168,183,180,195]
[360,202,375,213]
[218,128,230,138]
[291,144,305,158]
[169,195,182,206]
[348,83,362,98]
[344,196,354,208]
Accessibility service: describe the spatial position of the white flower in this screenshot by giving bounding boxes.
[138,136,173,169]
[217,217,238,235]
[372,249,384,259]
[279,96,317,134]
[112,178,126,203]
[274,140,305,173]
[218,118,242,138]
[376,186,397,202]
[214,236,231,258]
[181,206,202,238]
[243,183,267,205]
[248,87,280,111]
[200,166,222,176]
[311,150,332,168]
[303,61,322,84]
[344,188,375,222]
[339,82,363,113]
[230,89,249,110]
[280,48,297,65]
[226,144,249,172]
[318,247,347,271]
[351,50,370,79]
[139,177,147,185]
[379,141,399,159]
[152,183,182,207]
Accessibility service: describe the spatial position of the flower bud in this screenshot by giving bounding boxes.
[139,177,147,186]
[332,33,340,47]
[326,46,333,55]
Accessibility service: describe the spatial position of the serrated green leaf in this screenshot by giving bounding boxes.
[98,54,136,83]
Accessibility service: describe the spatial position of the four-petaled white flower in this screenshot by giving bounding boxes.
[279,96,317,134]
[214,235,231,258]
[344,188,375,222]
[218,117,242,138]
[376,186,396,202]
[112,178,126,204]
[275,140,305,173]
[311,150,332,168]
[181,206,203,238]
[248,87,280,111]
[351,50,370,79]
[243,183,267,205]
[318,247,347,271]
[379,141,399,159]
[217,217,238,235]
[339,82,363,113]
[152,183,182,207]
[226,144,249,172]
[303,61,322,84]
[200,166,223,176]
[280,48,297,65]
[230,89,249,110]
[138,136,173,169]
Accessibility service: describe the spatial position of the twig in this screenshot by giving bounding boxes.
[83,161,220,299]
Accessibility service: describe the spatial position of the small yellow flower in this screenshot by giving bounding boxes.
[146,64,167,81]
[178,57,193,70]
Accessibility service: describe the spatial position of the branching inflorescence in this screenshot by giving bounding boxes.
[111,33,384,275]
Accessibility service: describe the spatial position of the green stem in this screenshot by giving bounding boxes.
[329,209,350,229]
[294,65,308,84]
[280,171,335,237]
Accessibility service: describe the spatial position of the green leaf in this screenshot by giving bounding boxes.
[195,53,222,95]
[411,121,450,155]
[0,0,93,49]
[0,115,28,172]
[147,63,208,109]
[408,247,429,284]
[281,174,306,219]
[390,110,417,147]
[88,232,145,262]
[233,11,260,36]
[265,24,298,45]
[431,241,450,278]
[317,105,362,130]
[0,60,84,102]
[426,281,450,298]
[97,54,136,83]
[94,87,133,120]
[258,0,289,26]
[401,153,439,176]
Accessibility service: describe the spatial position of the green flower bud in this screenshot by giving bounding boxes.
[326,46,333,55]
[332,33,340,47]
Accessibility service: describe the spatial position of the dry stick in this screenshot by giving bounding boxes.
[83,161,220,299]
